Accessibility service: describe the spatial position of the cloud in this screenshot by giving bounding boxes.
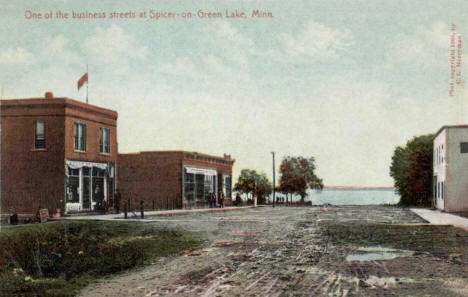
[159,56,204,80]
[210,21,254,68]
[0,47,33,64]
[203,55,232,75]
[83,24,147,64]
[41,34,82,67]
[47,34,69,55]
[277,21,354,60]
[156,22,252,85]
[387,21,453,67]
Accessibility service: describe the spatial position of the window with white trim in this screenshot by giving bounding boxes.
[74,122,86,151]
[35,120,45,149]
[100,127,110,153]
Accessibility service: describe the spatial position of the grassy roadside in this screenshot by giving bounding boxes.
[0,220,202,297]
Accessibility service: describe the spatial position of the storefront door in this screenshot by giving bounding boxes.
[82,167,91,210]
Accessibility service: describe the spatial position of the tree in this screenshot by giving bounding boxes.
[279,156,324,203]
[234,169,272,204]
[390,134,434,207]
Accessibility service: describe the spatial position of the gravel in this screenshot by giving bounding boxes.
[78,205,468,297]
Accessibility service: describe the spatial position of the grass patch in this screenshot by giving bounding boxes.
[0,220,202,297]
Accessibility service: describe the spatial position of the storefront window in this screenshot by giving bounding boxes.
[204,175,215,199]
[196,174,204,201]
[183,167,217,202]
[184,171,195,201]
[224,175,232,198]
[65,161,115,212]
[83,168,91,209]
[66,168,79,203]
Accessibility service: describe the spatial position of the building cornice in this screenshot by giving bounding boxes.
[1,97,117,121]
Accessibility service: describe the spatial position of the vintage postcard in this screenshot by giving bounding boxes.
[0,1,467,296]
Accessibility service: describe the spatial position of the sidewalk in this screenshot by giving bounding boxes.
[411,208,468,231]
[61,206,256,221]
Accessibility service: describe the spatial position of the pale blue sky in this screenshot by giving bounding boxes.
[1,0,467,186]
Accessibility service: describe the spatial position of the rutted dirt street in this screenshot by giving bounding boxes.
[78,206,468,297]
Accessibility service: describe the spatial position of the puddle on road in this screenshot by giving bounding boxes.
[346,246,413,262]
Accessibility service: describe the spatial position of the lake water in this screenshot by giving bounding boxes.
[269,188,400,205]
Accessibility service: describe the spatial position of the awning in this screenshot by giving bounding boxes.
[66,160,108,170]
[65,160,114,177]
[185,166,217,176]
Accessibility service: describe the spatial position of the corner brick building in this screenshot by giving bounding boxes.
[1,92,117,214]
[118,151,235,210]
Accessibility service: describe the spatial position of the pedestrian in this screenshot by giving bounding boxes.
[94,184,105,214]
[114,189,121,214]
[235,193,242,206]
[209,192,215,208]
[219,191,225,208]
[9,207,18,225]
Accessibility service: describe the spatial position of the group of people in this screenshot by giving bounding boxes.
[233,193,243,206]
[207,191,225,208]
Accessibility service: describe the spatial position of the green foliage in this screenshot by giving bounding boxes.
[390,134,434,206]
[279,156,324,202]
[0,221,201,297]
[233,169,272,204]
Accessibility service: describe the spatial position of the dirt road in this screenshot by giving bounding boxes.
[78,206,468,297]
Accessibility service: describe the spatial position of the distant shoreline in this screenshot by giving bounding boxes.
[323,186,395,191]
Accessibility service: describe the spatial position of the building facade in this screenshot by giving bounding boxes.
[433,125,468,212]
[1,92,118,214]
[118,151,234,210]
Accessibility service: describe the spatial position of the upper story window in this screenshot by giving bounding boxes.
[74,122,86,151]
[100,127,110,154]
[35,120,45,149]
[461,142,468,153]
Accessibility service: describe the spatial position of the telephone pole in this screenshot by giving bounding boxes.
[271,152,276,208]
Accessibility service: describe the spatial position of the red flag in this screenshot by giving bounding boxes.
[77,73,88,90]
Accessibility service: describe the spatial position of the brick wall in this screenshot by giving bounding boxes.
[1,101,66,214]
[118,151,235,210]
[118,152,183,210]
[1,96,118,215]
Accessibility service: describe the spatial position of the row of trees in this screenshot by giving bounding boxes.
[390,134,434,207]
[233,156,324,204]
[233,134,435,207]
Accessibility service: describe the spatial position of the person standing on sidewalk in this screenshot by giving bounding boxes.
[208,192,214,208]
[114,189,121,214]
[219,191,225,208]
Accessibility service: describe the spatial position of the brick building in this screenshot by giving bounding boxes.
[1,92,117,215]
[118,151,234,210]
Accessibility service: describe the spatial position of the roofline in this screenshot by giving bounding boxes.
[434,125,468,139]
[1,97,118,119]
[118,150,235,163]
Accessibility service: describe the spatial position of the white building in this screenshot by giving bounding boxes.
[433,125,468,212]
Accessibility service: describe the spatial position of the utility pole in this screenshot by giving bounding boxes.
[271,152,276,208]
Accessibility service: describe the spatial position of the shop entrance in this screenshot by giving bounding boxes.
[65,160,114,212]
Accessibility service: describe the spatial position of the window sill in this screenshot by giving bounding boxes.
[31,148,47,152]
[74,150,87,154]
[99,152,111,156]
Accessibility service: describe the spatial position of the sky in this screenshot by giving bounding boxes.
[1,0,467,187]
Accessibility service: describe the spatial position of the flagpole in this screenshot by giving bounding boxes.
[86,63,89,104]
